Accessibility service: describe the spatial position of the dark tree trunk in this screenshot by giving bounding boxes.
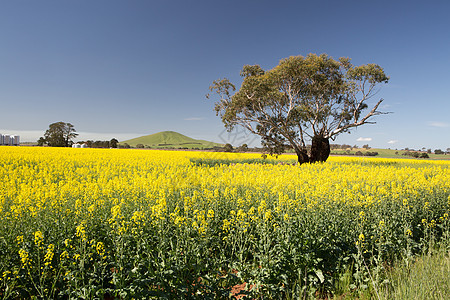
[310,135,330,163]
[295,147,310,164]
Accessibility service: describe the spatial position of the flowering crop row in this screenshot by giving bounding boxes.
[0,146,449,298]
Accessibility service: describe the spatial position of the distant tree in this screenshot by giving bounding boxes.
[110,138,119,148]
[420,153,429,158]
[136,144,145,149]
[362,144,370,149]
[365,151,378,156]
[44,122,78,147]
[341,144,352,150]
[37,137,46,146]
[427,149,432,154]
[207,53,389,164]
[237,143,248,152]
[223,143,233,152]
[330,144,340,150]
[434,149,444,155]
[447,148,450,154]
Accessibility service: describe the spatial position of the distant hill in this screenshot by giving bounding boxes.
[120,131,223,149]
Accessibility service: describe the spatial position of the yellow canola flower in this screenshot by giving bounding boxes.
[358,233,365,241]
[16,235,24,246]
[76,224,87,241]
[19,249,30,268]
[34,231,43,248]
[1,146,449,281]
[44,244,55,267]
[60,250,69,260]
[96,242,105,257]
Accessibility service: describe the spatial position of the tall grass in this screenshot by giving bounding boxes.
[378,249,450,300]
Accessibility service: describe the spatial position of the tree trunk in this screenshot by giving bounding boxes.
[295,147,310,164]
[310,135,330,163]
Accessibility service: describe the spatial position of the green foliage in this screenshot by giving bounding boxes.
[37,137,46,146]
[110,138,119,148]
[223,143,233,152]
[43,122,78,147]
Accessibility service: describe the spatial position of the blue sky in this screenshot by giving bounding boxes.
[0,0,449,150]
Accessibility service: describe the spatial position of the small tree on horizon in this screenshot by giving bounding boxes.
[223,143,233,152]
[110,138,119,148]
[43,122,78,147]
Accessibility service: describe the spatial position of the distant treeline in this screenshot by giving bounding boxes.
[78,139,118,148]
[114,143,372,153]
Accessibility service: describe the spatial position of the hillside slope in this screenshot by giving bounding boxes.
[121,131,223,149]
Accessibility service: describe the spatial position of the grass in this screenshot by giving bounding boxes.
[331,248,450,300]
[378,249,450,300]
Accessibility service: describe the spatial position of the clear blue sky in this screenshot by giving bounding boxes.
[1,0,449,150]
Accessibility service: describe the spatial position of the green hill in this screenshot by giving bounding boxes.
[120,131,223,149]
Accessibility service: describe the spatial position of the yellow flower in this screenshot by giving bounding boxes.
[60,250,69,260]
[34,231,43,248]
[19,249,30,268]
[44,244,54,267]
[16,235,24,246]
[96,242,105,257]
[76,224,87,241]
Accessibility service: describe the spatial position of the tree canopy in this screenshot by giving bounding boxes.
[42,122,78,147]
[207,53,389,164]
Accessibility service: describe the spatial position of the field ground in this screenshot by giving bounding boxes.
[0,147,449,298]
[330,147,450,160]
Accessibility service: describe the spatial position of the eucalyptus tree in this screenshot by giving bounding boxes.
[207,53,389,164]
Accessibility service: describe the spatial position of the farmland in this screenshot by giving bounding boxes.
[0,146,449,298]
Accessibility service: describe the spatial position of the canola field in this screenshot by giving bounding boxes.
[0,146,449,298]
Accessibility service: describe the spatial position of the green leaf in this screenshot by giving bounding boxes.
[315,268,325,283]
